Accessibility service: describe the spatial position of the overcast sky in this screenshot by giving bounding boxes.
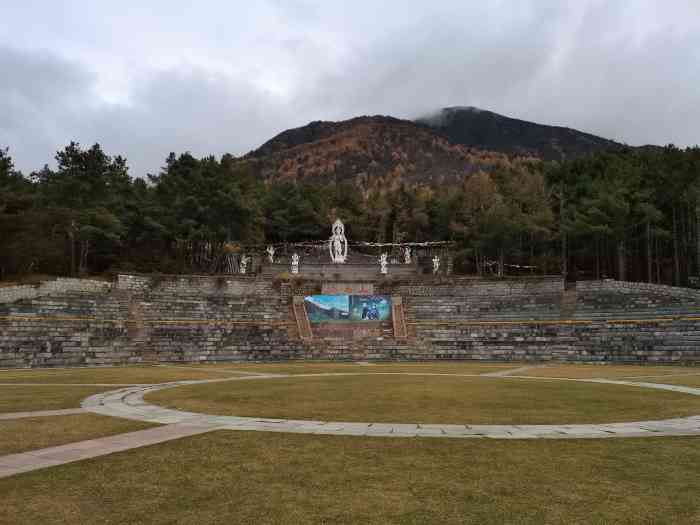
[1,0,699,177]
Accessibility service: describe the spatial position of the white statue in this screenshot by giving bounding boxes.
[239,255,249,274]
[291,253,300,274]
[329,219,348,263]
[266,245,275,264]
[432,255,440,275]
[404,246,411,264]
[380,253,388,275]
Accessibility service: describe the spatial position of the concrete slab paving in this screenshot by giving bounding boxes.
[0,422,218,479]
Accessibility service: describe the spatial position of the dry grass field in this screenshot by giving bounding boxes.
[0,365,235,384]
[147,373,700,424]
[2,431,699,524]
[0,361,699,524]
[0,385,119,413]
[0,415,155,456]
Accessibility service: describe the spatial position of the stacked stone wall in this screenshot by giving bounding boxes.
[117,273,275,296]
[575,280,700,319]
[2,275,700,367]
[0,278,112,304]
[0,274,293,367]
[400,277,564,321]
[411,321,700,364]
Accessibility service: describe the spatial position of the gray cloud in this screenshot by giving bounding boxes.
[1,1,699,177]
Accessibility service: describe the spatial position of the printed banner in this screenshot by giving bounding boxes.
[304,295,392,323]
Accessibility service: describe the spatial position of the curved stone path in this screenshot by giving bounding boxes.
[82,372,700,440]
[3,368,700,479]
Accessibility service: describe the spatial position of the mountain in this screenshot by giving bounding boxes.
[243,108,627,190]
[416,106,625,161]
[244,115,531,190]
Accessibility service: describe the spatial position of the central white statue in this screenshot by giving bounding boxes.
[329,219,348,263]
[380,253,388,274]
[432,255,440,274]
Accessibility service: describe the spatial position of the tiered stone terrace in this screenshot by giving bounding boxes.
[1,274,700,367]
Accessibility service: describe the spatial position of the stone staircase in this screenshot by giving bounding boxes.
[292,297,313,340]
[560,288,577,319]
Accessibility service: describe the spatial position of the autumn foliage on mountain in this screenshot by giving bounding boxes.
[246,115,538,191]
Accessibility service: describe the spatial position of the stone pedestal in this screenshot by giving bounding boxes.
[262,262,418,280]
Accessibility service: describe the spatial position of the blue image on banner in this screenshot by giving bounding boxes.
[304,295,392,323]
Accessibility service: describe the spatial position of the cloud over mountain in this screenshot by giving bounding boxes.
[1,1,699,176]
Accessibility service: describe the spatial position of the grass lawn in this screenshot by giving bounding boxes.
[146,374,700,424]
[0,414,156,456]
[519,364,698,379]
[0,365,236,384]
[187,361,516,375]
[1,431,699,524]
[0,385,117,413]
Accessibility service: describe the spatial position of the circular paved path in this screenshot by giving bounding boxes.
[81,373,700,440]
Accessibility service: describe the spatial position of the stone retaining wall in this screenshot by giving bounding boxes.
[116,273,274,296]
[411,320,700,363]
[0,278,113,304]
[2,275,700,367]
[575,279,700,319]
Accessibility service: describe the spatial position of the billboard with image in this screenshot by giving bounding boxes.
[304,295,392,323]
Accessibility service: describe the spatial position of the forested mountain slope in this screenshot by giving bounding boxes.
[417,106,624,160]
[245,115,536,190]
[2,109,699,287]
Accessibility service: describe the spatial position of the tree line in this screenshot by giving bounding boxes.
[1,142,699,285]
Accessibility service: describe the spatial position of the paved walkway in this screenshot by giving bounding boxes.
[3,366,700,479]
[81,372,700,440]
[155,364,277,376]
[481,364,551,377]
[0,422,217,479]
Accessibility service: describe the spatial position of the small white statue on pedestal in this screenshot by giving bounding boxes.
[266,245,275,264]
[380,253,388,275]
[432,255,440,275]
[291,253,300,274]
[404,246,411,264]
[329,219,348,263]
[240,255,249,274]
